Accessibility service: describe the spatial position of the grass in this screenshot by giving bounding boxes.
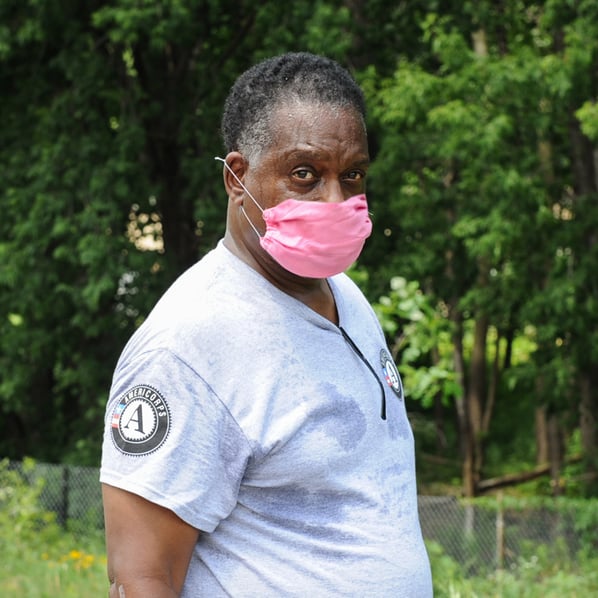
[428,540,598,597]
[1,529,108,597]
[3,533,597,597]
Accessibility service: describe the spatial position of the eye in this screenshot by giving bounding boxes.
[292,168,316,181]
[344,170,366,182]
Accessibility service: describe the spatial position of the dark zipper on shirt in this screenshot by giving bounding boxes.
[339,326,387,420]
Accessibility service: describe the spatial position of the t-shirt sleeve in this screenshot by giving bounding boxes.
[100,348,252,533]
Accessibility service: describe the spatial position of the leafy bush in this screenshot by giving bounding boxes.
[0,459,107,597]
[0,458,61,548]
[428,536,598,598]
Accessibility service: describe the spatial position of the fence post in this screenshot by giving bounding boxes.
[58,465,70,527]
[496,491,505,570]
[463,501,475,569]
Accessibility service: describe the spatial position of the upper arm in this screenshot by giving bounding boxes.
[102,483,200,598]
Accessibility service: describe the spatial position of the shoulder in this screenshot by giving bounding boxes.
[117,244,283,372]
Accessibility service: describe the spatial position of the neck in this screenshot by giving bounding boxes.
[223,232,339,324]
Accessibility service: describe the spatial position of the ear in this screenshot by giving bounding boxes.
[221,151,247,205]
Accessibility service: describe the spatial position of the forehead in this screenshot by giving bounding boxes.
[264,100,368,161]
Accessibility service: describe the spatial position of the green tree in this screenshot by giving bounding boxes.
[0,0,371,464]
[2,0,597,500]
[362,1,598,496]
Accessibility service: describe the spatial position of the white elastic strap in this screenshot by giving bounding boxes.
[214,156,264,213]
[215,156,264,238]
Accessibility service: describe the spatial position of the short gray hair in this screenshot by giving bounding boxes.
[221,52,366,162]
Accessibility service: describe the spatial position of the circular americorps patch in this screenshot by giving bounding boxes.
[380,349,403,400]
[110,384,171,455]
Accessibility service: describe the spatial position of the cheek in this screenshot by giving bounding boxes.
[254,181,287,210]
[243,198,266,231]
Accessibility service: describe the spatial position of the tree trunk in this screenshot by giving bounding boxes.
[579,367,598,493]
[482,329,501,435]
[468,313,489,487]
[535,404,549,465]
[451,310,476,497]
[431,345,447,452]
[134,44,201,279]
[548,413,563,497]
[569,111,598,494]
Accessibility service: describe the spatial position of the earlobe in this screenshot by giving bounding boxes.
[222,152,247,204]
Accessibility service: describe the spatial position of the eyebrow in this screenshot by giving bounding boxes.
[283,149,370,166]
[351,158,371,168]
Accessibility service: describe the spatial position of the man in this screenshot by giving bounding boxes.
[101,52,433,597]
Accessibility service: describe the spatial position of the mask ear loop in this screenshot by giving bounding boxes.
[215,156,266,240]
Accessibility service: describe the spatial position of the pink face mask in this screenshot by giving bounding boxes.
[216,157,372,278]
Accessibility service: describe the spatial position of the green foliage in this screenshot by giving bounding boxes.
[0,458,58,545]
[1,0,598,498]
[358,0,598,496]
[448,551,598,598]
[572,498,598,555]
[373,276,459,407]
[575,101,598,142]
[0,0,380,464]
[426,540,465,595]
[428,538,598,598]
[0,0,166,462]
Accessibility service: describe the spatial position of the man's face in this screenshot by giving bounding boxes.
[242,101,370,231]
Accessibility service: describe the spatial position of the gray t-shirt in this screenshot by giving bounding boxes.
[100,242,433,597]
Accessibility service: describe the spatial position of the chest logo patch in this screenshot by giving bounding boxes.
[111,384,171,456]
[380,349,403,400]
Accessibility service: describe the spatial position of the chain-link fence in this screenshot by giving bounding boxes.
[418,496,586,573]
[12,460,104,536]
[12,461,596,571]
